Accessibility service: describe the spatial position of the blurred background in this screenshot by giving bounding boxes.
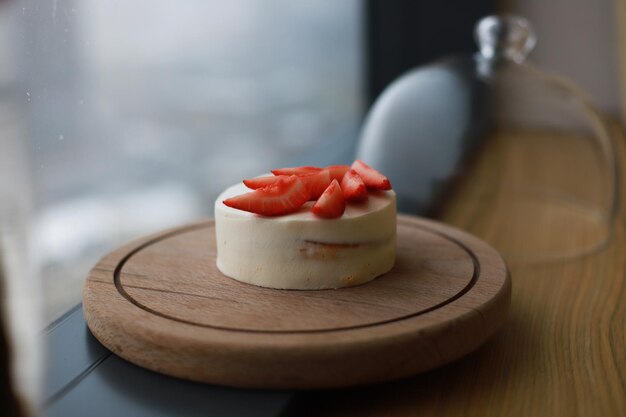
[4,0,367,322]
[0,0,624,415]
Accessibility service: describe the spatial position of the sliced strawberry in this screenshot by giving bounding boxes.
[351,160,391,190]
[243,176,281,189]
[340,169,368,202]
[325,165,350,182]
[271,166,321,176]
[246,170,331,199]
[312,179,345,218]
[223,175,309,216]
[300,169,332,200]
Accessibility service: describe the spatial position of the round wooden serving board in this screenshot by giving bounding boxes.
[83,214,511,389]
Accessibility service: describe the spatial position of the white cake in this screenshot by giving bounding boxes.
[214,182,396,289]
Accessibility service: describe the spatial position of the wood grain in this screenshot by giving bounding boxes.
[83,215,510,389]
[292,125,626,415]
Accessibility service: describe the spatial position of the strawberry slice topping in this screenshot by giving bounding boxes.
[311,179,345,218]
[244,170,330,200]
[325,165,350,182]
[223,175,309,216]
[351,160,391,190]
[299,169,331,200]
[271,166,321,176]
[243,176,281,189]
[270,165,349,183]
[234,161,390,218]
[340,169,368,202]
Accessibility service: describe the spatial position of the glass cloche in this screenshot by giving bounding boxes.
[357,15,617,263]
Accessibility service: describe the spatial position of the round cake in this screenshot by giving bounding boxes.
[214,162,397,290]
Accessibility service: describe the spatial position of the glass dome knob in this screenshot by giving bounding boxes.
[475,15,537,63]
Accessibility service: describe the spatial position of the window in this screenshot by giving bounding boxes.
[0,0,363,322]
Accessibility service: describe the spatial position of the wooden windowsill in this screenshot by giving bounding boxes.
[291,121,626,416]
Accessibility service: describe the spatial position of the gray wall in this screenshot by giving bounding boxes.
[511,0,620,113]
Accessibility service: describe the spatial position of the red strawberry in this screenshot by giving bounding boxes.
[246,170,331,199]
[340,169,368,202]
[312,179,345,218]
[325,165,350,182]
[243,176,281,189]
[271,166,321,176]
[223,175,309,216]
[351,160,391,190]
[300,169,331,200]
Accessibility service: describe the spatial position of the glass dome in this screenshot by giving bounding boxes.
[468,15,617,262]
[358,15,617,263]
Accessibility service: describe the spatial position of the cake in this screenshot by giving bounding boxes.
[214,160,396,289]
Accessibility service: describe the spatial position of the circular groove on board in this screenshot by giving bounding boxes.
[113,218,478,333]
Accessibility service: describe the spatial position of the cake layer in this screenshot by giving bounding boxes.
[214,182,397,289]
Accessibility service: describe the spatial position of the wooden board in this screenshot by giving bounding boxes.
[83,214,510,389]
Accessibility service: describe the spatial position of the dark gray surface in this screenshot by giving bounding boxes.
[43,304,111,404]
[43,306,293,417]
